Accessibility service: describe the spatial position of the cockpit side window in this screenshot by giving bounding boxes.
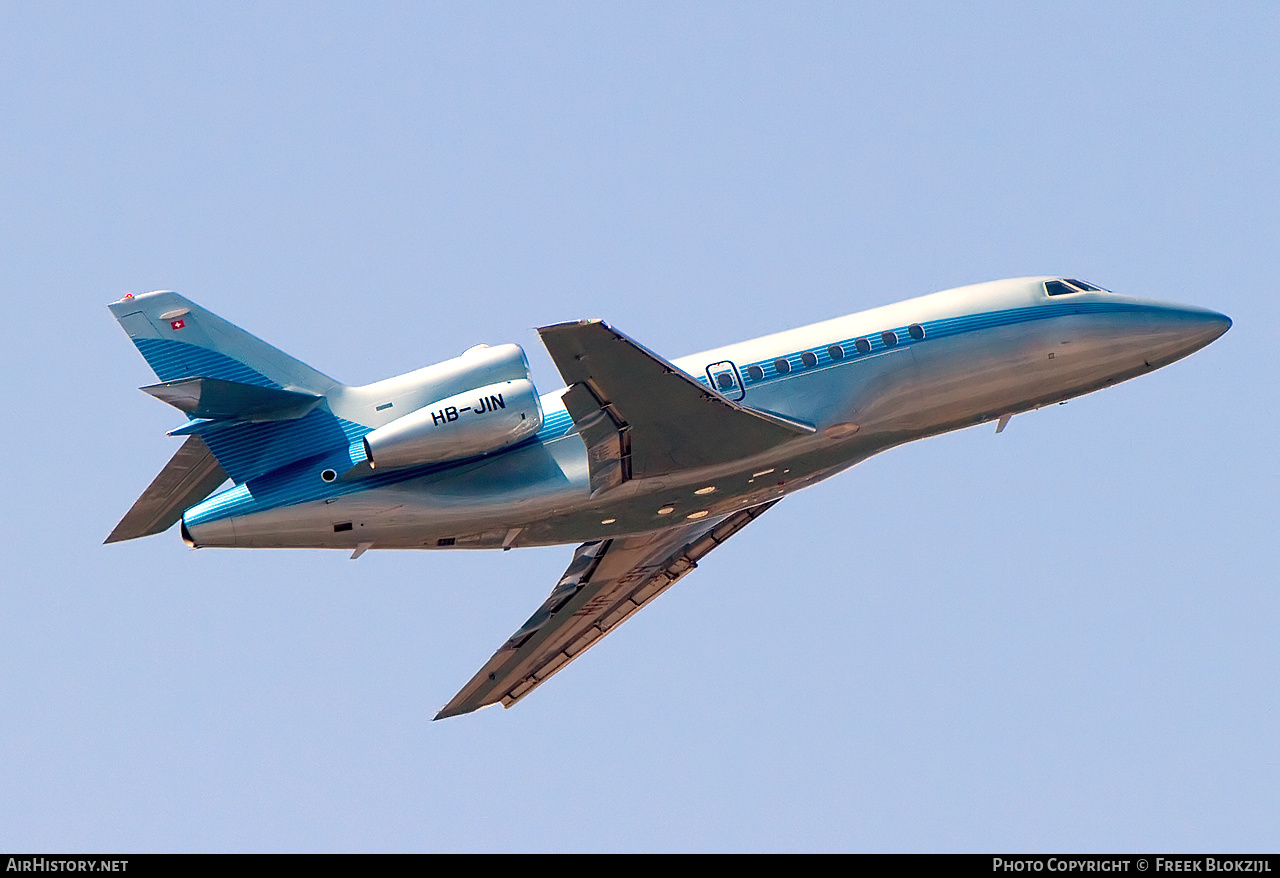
[1044,280,1078,296]
[1064,278,1108,292]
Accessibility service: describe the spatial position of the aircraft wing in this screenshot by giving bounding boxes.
[435,499,779,719]
[538,320,813,493]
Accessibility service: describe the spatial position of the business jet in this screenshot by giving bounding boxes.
[105,277,1230,718]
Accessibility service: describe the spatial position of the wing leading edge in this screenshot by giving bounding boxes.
[538,320,813,494]
[434,500,780,719]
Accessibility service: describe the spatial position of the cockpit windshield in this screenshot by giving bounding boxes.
[1045,278,1111,296]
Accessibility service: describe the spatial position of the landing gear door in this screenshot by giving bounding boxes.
[705,360,746,401]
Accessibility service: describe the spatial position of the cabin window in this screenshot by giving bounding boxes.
[882,330,898,347]
[715,372,735,390]
[801,351,818,368]
[908,323,925,340]
[747,365,764,381]
[774,358,791,375]
[854,338,871,354]
[828,344,845,361]
[1044,280,1078,296]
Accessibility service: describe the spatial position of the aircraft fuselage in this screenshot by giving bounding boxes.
[180,277,1229,552]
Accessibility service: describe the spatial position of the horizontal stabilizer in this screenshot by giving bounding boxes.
[538,320,813,488]
[105,436,228,543]
[141,377,322,421]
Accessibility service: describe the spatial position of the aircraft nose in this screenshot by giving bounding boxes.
[1138,304,1231,369]
[1173,305,1231,352]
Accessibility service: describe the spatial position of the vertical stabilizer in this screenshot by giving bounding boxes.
[108,291,340,395]
[109,292,361,492]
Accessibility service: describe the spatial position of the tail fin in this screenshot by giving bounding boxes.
[108,291,339,395]
[109,295,363,537]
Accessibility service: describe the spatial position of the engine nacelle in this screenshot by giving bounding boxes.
[362,378,543,470]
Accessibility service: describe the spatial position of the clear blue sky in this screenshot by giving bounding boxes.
[1,2,1275,852]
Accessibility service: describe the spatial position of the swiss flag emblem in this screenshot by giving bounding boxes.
[170,319,185,330]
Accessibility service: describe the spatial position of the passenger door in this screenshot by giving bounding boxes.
[704,360,746,401]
